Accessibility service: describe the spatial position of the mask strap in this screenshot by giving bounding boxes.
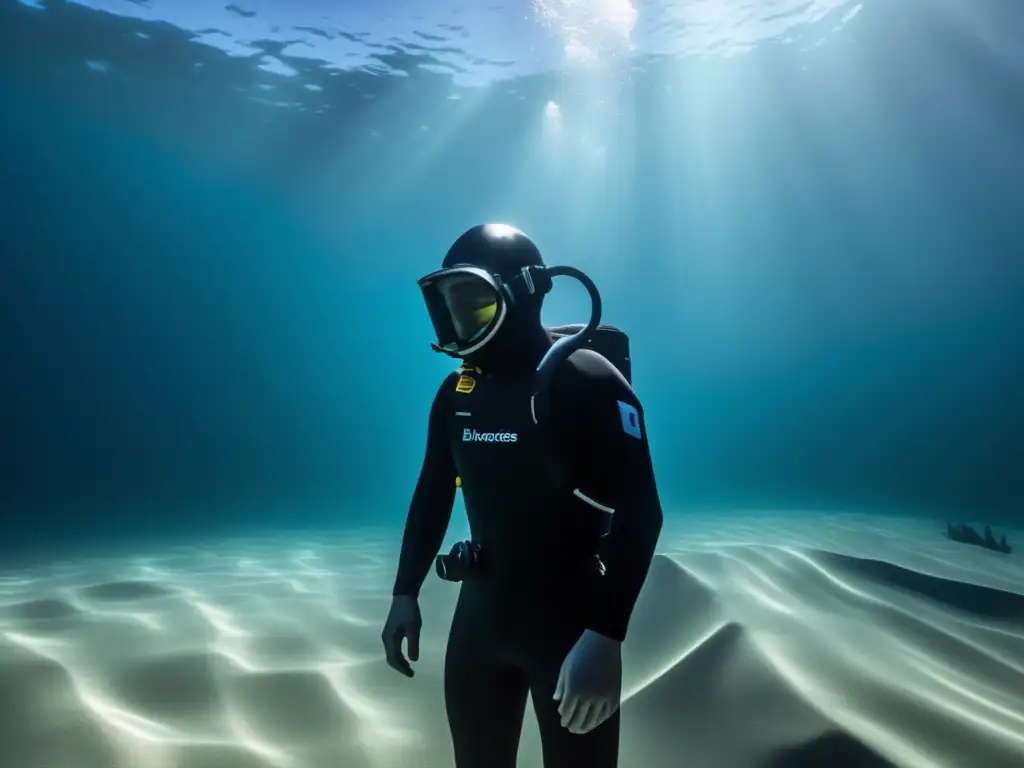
[503,266,553,306]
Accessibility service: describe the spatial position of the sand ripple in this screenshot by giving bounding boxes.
[0,514,1021,767]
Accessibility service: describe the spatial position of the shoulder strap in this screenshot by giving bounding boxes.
[546,324,632,385]
[530,370,568,492]
[530,337,634,494]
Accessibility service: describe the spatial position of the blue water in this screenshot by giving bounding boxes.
[3,0,1023,558]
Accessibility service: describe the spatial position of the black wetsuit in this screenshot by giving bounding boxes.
[393,347,663,768]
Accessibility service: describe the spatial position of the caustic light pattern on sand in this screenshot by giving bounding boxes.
[0,514,1022,767]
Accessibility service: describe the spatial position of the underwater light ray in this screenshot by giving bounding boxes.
[657,53,758,327]
[344,84,501,216]
[753,24,908,351]
[494,95,578,228]
[529,102,612,240]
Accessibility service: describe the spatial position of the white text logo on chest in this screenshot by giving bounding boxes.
[462,428,519,443]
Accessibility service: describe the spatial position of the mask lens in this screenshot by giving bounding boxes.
[437,273,499,344]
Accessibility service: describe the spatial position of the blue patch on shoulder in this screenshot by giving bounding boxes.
[617,400,642,440]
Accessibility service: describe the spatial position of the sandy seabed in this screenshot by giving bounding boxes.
[1,513,1022,768]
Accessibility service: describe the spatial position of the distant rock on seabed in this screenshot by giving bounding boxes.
[946,522,1013,555]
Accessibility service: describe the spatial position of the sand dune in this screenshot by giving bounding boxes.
[0,514,1022,768]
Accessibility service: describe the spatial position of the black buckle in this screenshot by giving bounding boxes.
[435,540,482,582]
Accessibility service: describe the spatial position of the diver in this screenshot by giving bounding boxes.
[381,223,664,768]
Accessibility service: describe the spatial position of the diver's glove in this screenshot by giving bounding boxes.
[553,629,623,734]
[382,595,422,678]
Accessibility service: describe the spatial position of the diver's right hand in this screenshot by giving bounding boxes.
[382,595,422,678]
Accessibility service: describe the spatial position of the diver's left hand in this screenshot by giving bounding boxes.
[553,629,623,735]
